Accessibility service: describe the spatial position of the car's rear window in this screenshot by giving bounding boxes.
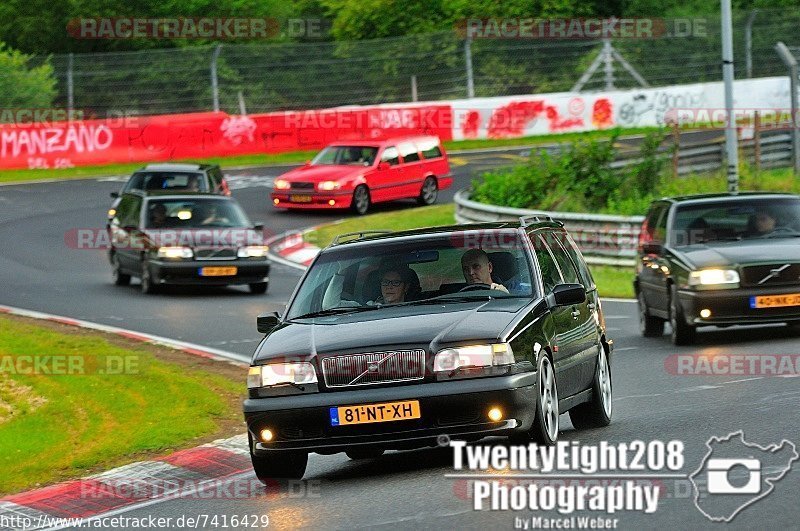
[125,172,206,192]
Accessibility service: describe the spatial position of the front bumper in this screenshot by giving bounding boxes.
[243,372,537,453]
[270,190,352,209]
[677,285,800,326]
[149,259,270,286]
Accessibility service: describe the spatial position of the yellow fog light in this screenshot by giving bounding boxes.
[273,198,280,205]
[108,208,116,217]
[328,200,335,206]
[488,407,503,422]
[700,309,712,318]
[260,428,274,442]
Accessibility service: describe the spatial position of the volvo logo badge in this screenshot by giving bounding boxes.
[758,264,791,285]
[367,362,379,373]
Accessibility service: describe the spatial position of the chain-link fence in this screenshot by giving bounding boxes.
[32,9,800,116]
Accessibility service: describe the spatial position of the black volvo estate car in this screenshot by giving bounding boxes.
[244,219,614,480]
[108,192,270,294]
[636,192,800,345]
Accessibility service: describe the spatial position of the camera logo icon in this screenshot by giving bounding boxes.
[690,431,798,522]
[706,458,761,494]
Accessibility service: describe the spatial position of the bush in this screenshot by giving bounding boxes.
[471,129,673,215]
[0,42,56,109]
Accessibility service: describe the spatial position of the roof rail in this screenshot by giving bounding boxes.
[330,230,394,246]
[519,214,562,228]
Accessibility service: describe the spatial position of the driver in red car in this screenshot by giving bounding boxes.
[460,249,509,293]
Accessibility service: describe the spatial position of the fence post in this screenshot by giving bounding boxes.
[672,122,680,179]
[411,75,418,102]
[602,40,615,90]
[67,53,74,112]
[754,111,761,174]
[465,36,475,98]
[745,10,758,78]
[211,44,223,112]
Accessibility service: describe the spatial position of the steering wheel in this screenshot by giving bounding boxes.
[459,283,493,292]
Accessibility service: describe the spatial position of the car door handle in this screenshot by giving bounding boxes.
[571,309,581,319]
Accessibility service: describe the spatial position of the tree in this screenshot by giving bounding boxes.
[0,43,57,109]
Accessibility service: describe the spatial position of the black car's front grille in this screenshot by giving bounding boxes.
[290,182,315,190]
[741,263,800,286]
[195,247,237,260]
[321,350,426,388]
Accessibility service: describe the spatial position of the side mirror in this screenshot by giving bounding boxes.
[551,283,586,306]
[253,223,265,232]
[304,160,312,167]
[110,192,119,198]
[642,242,663,255]
[378,161,390,170]
[257,312,281,334]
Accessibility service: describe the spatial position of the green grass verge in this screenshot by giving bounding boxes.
[304,204,635,298]
[0,126,661,184]
[0,315,244,494]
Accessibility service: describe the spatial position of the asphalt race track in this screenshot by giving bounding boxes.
[1,144,799,529]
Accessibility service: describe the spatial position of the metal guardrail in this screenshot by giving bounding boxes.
[454,190,643,267]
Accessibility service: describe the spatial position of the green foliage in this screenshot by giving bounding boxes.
[0,43,57,108]
[471,130,671,215]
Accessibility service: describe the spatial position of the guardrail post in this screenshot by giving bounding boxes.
[411,75,418,102]
[672,122,680,179]
[754,111,761,174]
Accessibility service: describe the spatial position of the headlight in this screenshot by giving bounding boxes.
[238,245,269,258]
[688,269,740,289]
[156,246,193,259]
[433,343,514,372]
[274,179,291,190]
[317,181,340,191]
[107,208,116,217]
[247,362,318,388]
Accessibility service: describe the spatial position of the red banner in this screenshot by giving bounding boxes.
[0,106,453,170]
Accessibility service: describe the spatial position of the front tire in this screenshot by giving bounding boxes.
[249,282,268,294]
[351,185,370,215]
[569,343,612,429]
[250,442,308,481]
[669,285,696,345]
[140,258,158,294]
[111,253,131,286]
[638,291,664,337]
[513,354,559,445]
[417,176,438,206]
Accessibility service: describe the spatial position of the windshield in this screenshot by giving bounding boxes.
[145,198,251,228]
[125,171,206,192]
[286,233,535,320]
[311,146,379,166]
[670,197,800,246]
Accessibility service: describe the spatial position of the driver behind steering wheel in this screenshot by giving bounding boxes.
[460,249,509,293]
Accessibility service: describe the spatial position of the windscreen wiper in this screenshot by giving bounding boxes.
[404,294,495,306]
[290,306,379,319]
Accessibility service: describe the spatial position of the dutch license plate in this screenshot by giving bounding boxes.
[199,266,237,277]
[329,400,420,426]
[751,293,800,308]
[290,194,313,203]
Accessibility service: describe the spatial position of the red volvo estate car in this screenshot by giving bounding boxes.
[271,136,453,215]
